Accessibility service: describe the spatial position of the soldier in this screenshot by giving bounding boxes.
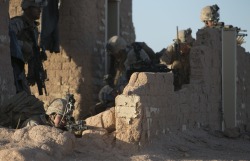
[160,28,195,91]
[86,74,118,117]
[106,36,128,93]
[21,98,68,128]
[200,4,247,45]
[106,36,156,92]
[0,91,66,128]
[9,0,47,94]
[200,4,220,28]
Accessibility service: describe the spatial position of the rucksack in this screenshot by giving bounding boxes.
[0,91,45,128]
[131,42,161,64]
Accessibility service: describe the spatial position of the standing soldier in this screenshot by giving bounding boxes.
[9,0,47,94]
[160,28,195,91]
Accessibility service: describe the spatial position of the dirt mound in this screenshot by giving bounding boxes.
[0,125,75,161]
[1,126,250,161]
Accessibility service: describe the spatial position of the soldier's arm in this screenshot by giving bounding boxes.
[9,18,33,61]
[160,44,175,65]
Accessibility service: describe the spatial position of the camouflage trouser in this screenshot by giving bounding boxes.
[181,54,190,84]
[11,58,31,95]
[172,58,190,91]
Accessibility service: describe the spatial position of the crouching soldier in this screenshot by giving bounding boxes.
[160,28,195,91]
[86,74,118,118]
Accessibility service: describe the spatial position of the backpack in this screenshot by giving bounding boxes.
[131,42,161,64]
[0,91,45,128]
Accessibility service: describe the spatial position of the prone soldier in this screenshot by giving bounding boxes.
[0,92,86,136]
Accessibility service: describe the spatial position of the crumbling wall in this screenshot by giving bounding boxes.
[120,0,135,43]
[6,0,135,119]
[0,0,15,104]
[115,29,247,147]
[237,46,250,130]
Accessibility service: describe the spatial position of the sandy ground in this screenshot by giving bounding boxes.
[62,128,250,161]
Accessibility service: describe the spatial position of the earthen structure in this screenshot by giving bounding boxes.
[0,0,250,154]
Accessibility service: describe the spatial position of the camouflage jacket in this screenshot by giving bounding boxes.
[9,15,40,63]
[20,114,51,128]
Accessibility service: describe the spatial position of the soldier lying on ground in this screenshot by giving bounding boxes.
[0,92,85,135]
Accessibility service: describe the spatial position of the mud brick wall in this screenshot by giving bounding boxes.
[5,0,135,119]
[115,29,250,146]
[120,0,135,44]
[237,46,250,129]
[0,0,16,104]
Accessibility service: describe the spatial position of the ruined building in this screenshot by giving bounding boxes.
[0,0,135,119]
[0,0,250,149]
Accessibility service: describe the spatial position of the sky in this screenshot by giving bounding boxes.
[132,0,250,53]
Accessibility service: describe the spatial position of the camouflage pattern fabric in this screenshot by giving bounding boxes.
[160,42,192,90]
[0,91,45,128]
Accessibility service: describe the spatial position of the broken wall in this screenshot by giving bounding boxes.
[0,0,15,104]
[2,0,135,119]
[115,29,250,147]
[237,46,250,129]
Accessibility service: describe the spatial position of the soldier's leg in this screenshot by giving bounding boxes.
[11,58,31,94]
[172,61,183,91]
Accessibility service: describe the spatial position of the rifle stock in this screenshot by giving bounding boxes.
[174,26,181,60]
[28,30,48,95]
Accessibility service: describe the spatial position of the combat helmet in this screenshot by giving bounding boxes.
[178,28,192,43]
[200,4,220,22]
[106,36,127,55]
[21,0,48,10]
[46,98,67,115]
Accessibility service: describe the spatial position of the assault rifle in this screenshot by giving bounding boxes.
[174,26,181,60]
[215,22,248,45]
[61,94,88,133]
[27,29,48,95]
[126,63,171,80]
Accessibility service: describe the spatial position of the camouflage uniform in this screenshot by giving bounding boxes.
[160,28,195,91]
[87,75,117,117]
[200,4,246,45]
[9,0,47,94]
[21,98,67,128]
[106,36,152,92]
